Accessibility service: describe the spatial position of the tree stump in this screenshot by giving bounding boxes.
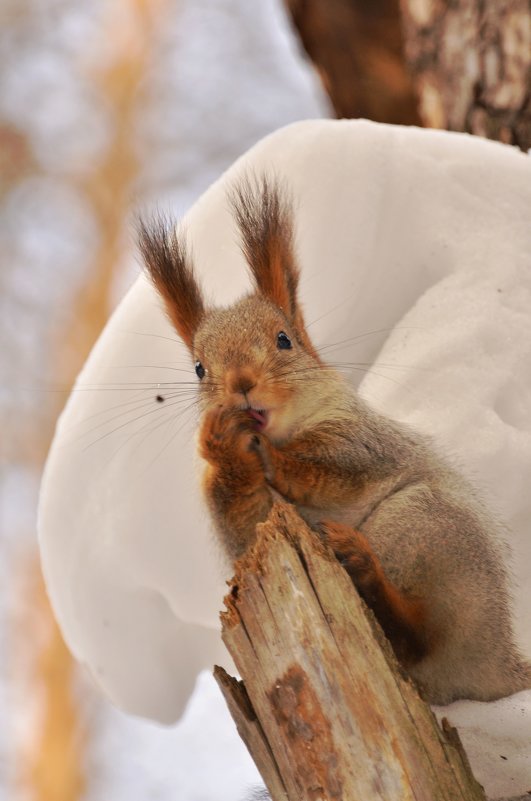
[400,0,531,151]
[215,502,487,801]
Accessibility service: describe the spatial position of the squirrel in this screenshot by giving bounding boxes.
[138,176,531,705]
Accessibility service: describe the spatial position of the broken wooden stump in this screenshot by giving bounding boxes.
[215,502,486,801]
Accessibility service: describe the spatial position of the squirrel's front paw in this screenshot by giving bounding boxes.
[199,407,261,466]
[249,435,274,481]
[319,520,379,599]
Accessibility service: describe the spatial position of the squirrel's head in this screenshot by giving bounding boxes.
[139,177,337,441]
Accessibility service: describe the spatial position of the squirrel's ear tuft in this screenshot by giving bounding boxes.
[137,213,205,352]
[230,175,318,358]
[230,175,300,321]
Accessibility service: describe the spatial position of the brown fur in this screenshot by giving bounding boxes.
[137,213,205,349]
[321,521,429,666]
[230,177,319,359]
[139,176,531,704]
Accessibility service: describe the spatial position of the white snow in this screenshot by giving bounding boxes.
[81,670,261,801]
[39,119,531,799]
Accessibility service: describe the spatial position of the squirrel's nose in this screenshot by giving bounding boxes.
[228,369,256,396]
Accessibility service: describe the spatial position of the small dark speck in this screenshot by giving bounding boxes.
[156,395,165,403]
[497,288,502,293]
[499,754,508,760]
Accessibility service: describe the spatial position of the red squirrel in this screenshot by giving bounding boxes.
[139,176,530,705]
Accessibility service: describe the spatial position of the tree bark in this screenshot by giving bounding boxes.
[400,0,531,151]
[283,0,422,125]
[215,502,486,801]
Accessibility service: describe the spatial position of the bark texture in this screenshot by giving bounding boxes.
[283,0,421,124]
[216,502,486,801]
[400,0,531,150]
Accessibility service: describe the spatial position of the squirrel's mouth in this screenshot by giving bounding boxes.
[247,408,269,431]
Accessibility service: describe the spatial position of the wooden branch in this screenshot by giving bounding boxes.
[400,0,531,151]
[283,0,421,125]
[215,502,486,801]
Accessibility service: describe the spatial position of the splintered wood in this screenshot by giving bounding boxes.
[215,502,486,801]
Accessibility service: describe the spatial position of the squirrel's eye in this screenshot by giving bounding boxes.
[277,331,292,350]
[195,360,205,379]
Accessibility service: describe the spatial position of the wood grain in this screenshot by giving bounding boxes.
[216,502,487,801]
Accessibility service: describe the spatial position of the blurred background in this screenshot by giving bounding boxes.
[0,0,528,799]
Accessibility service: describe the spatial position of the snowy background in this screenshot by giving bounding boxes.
[1,1,329,799]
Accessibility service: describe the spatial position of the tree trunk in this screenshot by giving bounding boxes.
[400,0,531,151]
[215,502,486,801]
[283,0,422,125]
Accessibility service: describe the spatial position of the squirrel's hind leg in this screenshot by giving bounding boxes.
[320,520,430,668]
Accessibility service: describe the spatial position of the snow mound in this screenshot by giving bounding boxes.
[38,119,531,798]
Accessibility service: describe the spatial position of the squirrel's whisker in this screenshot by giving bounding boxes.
[81,393,198,451]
